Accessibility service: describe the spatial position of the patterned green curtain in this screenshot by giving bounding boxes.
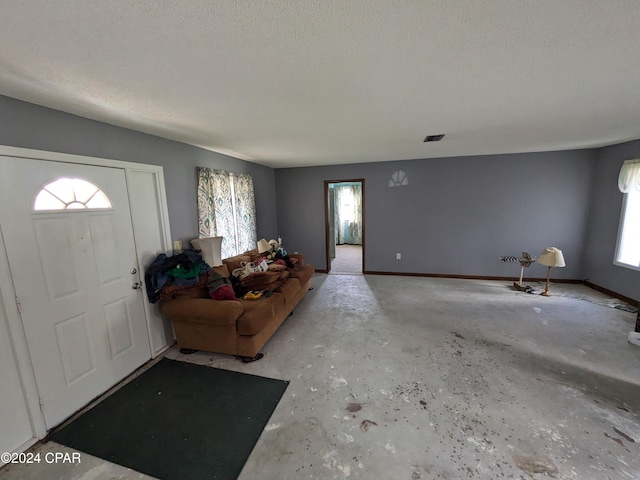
[196,167,236,258]
[196,167,257,258]
[350,184,363,244]
[335,184,363,245]
[233,173,257,254]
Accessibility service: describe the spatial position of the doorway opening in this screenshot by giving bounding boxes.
[324,180,365,274]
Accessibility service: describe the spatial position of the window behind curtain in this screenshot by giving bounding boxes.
[615,189,640,270]
[615,159,640,270]
[196,167,257,258]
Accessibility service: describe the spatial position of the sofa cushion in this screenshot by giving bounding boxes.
[222,254,252,273]
[211,264,230,278]
[287,264,314,286]
[237,293,285,335]
[161,298,244,326]
[277,277,301,304]
[246,249,263,262]
[242,280,284,294]
[238,270,286,295]
[279,270,290,282]
[240,270,281,287]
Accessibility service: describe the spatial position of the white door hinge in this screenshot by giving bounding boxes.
[15,296,21,313]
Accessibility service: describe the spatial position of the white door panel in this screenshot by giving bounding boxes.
[125,168,174,355]
[0,157,151,429]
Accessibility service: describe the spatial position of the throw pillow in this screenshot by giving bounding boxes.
[210,285,236,300]
[206,271,236,300]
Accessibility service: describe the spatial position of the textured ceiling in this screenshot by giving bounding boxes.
[1,1,640,168]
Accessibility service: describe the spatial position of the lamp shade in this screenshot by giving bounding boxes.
[538,247,565,267]
[191,236,223,266]
[257,238,271,254]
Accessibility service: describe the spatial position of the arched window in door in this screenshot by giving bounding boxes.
[34,177,112,211]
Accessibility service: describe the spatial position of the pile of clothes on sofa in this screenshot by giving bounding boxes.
[145,240,304,304]
[145,249,211,303]
[225,238,302,299]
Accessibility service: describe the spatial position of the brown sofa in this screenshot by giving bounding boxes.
[161,250,314,360]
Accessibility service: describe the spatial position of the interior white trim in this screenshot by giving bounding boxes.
[0,145,148,170]
[0,224,47,441]
[614,191,640,272]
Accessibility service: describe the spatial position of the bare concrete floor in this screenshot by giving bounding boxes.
[2,275,639,480]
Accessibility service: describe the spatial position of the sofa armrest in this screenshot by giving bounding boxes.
[161,298,244,326]
[288,253,305,266]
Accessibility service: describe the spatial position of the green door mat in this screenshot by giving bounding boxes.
[49,358,289,480]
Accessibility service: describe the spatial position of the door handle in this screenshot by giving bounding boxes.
[132,282,142,290]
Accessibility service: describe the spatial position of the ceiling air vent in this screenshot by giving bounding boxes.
[424,134,445,142]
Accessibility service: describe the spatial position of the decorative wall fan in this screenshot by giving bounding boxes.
[498,252,536,291]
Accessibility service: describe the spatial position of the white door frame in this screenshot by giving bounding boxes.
[0,145,173,446]
[0,225,46,451]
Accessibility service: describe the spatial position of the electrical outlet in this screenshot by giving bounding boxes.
[396,253,401,260]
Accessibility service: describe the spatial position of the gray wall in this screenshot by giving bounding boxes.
[583,139,640,301]
[6,94,635,298]
[0,95,278,246]
[276,151,595,279]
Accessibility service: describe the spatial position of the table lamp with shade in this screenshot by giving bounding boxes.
[190,236,223,267]
[257,238,271,254]
[538,247,565,296]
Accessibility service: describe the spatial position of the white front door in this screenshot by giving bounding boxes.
[0,157,151,429]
